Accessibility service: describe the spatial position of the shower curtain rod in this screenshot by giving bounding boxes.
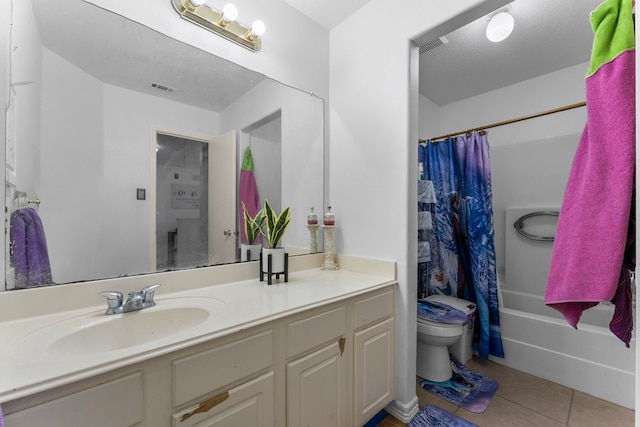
[418,101,586,143]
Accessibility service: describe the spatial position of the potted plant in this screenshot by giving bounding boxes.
[241,201,265,261]
[260,199,291,274]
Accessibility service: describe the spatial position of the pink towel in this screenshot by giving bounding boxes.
[239,147,260,243]
[545,0,635,345]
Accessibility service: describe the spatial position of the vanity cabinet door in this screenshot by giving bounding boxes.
[171,371,274,427]
[4,372,143,427]
[287,339,347,427]
[353,317,395,427]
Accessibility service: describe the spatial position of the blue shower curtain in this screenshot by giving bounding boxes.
[419,131,504,359]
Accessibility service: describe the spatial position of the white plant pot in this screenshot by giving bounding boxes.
[262,247,286,273]
[241,243,262,262]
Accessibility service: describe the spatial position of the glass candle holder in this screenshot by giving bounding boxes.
[323,206,335,226]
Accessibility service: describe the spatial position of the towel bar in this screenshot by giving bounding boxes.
[513,211,559,241]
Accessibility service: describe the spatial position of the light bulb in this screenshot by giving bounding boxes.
[250,20,265,38]
[188,0,206,7]
[221,4,238,23]
[486,11,514,43]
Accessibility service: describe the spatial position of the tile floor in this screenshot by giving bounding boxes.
[379,357,635,427]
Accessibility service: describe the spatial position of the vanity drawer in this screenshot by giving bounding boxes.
[354,289,394,330]
[173,330,273,407]
[171,371,274,427]
[287,305,346,358]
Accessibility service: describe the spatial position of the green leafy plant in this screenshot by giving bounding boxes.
[261,199,291,248]
[242,201,265,244]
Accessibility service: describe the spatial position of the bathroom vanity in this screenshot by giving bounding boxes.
[0,255,396,426]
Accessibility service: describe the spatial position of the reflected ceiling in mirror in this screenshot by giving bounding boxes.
[6,0,324,289]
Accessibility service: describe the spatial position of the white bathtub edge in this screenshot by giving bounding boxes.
[492,309,635,409]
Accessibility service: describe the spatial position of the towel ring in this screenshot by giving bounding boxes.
[513,211,559,241]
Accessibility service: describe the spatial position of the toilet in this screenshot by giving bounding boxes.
[416,294,476,382]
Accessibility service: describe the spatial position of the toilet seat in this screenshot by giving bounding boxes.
[417,317,462,338]
[417,316,462,327]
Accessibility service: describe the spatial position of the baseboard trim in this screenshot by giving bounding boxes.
[384,395,419,423]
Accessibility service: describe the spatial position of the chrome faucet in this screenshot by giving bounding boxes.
[100,284,161,315]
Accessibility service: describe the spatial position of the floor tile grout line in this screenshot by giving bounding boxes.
[490,390,573,425]
[566,389,575,425]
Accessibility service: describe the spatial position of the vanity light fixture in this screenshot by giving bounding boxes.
[485,10,515,43]
[171,0,265,51]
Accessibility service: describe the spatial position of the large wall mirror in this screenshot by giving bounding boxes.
[5,0,324,289]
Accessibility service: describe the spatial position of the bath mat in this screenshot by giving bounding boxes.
[420,357,498,413]
[408,405,477,427]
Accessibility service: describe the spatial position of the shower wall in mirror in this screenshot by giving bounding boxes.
[5,0,324,289]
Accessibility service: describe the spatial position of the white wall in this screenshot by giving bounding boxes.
[222,79,324,251]
[39,49,219,283]
[1,0,9,292]
[329,0,514,420]
[8,0,41,196]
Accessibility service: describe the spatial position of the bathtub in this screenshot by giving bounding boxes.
[491,208,636,409]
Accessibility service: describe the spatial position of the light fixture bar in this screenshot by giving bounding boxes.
[171,0,262,51]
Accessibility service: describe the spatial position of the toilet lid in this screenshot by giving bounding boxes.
[417,300,468,325]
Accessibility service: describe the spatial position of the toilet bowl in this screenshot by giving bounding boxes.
[416,295,476,382]
[416,316,463,382]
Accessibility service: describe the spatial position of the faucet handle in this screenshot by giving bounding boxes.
[141,283,161,304]
[100,291,123,314]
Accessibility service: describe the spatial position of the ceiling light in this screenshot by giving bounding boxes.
[486,11,515,42]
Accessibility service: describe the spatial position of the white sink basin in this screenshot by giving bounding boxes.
[17,297,225,356]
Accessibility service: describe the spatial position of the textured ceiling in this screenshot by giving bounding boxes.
[418,0,603,105]
[31,0,265,112]
[283,0,604,106]
[31,0,606,110]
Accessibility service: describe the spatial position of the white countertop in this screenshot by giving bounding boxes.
[0,255,396,403]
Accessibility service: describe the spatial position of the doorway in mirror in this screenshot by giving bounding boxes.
[154,130,236,270]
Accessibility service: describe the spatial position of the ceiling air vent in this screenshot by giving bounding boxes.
[419,36,449,55]
[150,82,176,93]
